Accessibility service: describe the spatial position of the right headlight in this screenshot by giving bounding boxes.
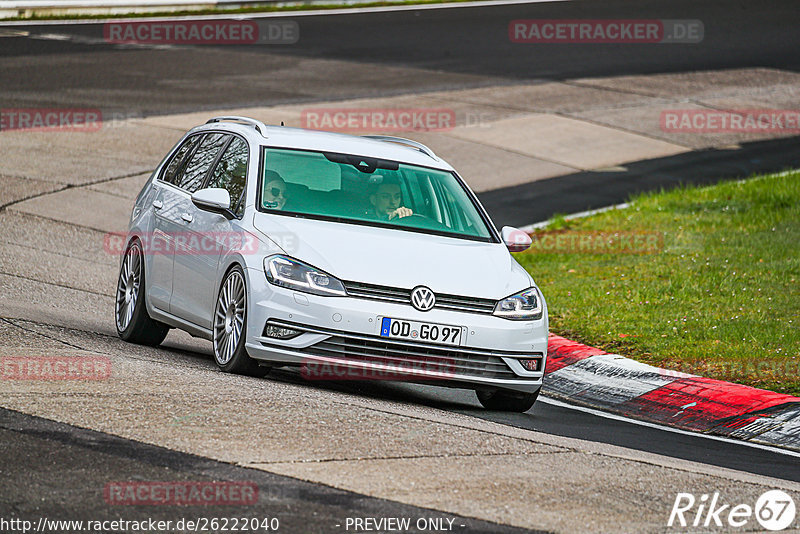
[493,287,543,320]
[264,255,346,297]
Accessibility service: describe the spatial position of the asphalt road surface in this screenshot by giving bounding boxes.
[2,0,799,113]
[313,377,800,482]
[2,0,800,531]
[0,407,535,534]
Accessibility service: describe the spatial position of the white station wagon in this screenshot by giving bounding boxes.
[116,116,548,411]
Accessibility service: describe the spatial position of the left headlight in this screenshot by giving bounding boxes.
[493,287,543,321]
[264,255,346,297]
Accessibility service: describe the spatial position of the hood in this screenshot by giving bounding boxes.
[253,213,532,300]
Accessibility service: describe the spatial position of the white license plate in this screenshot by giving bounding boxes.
[379,317,463,346]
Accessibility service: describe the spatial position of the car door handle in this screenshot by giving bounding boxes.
[152,200,163,210]
[181,213,193,223]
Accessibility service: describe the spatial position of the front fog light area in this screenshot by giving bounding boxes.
[519,357,543,372]
[493,287,543,320]
[263,321,302,340]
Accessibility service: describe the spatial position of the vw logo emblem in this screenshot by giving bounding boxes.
[410,286,436,312]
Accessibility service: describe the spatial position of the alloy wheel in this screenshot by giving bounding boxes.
[115,243,142,332]
[214,270,246,365]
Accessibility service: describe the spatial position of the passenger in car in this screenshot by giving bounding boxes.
[263,171,288,210]
[365,176,413,221]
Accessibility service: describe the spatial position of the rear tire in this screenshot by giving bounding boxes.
[476,388,540,412]
[212,266,269,378]
[115,240,169,346]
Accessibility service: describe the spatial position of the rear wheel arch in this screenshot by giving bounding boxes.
[115,238,169,346]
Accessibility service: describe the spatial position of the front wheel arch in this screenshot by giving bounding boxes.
[212,264,268,377]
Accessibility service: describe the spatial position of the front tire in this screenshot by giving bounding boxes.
[115,240,169,346]
[476,388,540,412]
[212,266,268,377]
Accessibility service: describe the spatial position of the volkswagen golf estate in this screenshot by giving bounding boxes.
[115,116,548,411]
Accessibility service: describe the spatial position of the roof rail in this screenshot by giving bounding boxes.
[361,135,438,160]
[206,116,268,136]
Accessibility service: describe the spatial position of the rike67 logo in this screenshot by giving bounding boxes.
[669,490,796,531]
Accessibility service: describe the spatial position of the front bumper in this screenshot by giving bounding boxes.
[244,267,548,393]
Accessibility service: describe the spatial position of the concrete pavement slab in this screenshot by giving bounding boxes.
[0,320,68,352]
[147,93,525,137]
[690,73,800,109]
[55,123,182,164]
[402,132,575,192]
[0,211,114,266]
[136,94,571,193]
[0,174,62,209]
[270,93,527,131]
[574,68,800,100]
[697,91,800,111]
[449,114,689,170]
[10,186,133,233]
[260,452,784,533]
[0,343,563,466]
[0,273,112,333]
[87,171,151,200]
[0,124,179,185]
[0,241,115,297]
[0,136,148,185]
[480,135,800,229]
[140,108,303,133]
[434,81,671,114]
[1,326,568,472]
[0,408,535,534]
[568,102,779,150]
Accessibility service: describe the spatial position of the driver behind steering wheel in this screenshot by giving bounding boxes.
[366,175,413,221]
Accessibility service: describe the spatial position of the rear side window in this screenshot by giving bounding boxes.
[177,133,230,193]
[161,135,201,186]
[207,136,249,217]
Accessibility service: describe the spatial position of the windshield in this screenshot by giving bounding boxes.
[259,147,495,241]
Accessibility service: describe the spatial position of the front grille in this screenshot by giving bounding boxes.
[268,321,528,380]
[304,336,517,379]
[344,281,409,304]
[343,281,497,315]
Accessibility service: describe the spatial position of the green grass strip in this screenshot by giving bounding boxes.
[515,170,800,396]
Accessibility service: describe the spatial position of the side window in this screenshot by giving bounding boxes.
[207,136,249,217]
[177,133,230,193]
[161,135,200,185]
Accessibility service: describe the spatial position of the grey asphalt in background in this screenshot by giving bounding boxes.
[3,0,799,227]
[3,0,799,112]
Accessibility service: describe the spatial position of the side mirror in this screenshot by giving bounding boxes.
[501,226,532,253]
[191,188,234,218]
